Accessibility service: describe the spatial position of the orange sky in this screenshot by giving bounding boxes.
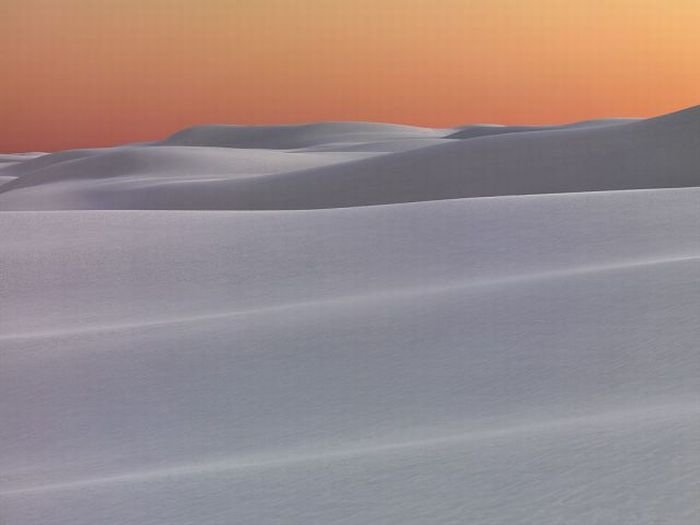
[2,0,699,152]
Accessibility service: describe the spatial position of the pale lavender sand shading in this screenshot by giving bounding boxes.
[1,107,699,524]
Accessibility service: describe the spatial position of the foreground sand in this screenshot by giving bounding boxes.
[1,107,699,524]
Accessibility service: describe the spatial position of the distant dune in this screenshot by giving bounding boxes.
[1,107,699,525]
[162,121,448,149]
[1,106,697,211]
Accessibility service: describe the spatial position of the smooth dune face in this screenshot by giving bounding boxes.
[2,107,700,524]
[1,106,699,210]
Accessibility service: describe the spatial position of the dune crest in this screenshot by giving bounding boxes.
[2,106,699,525]
[161,121,447,149]
[1,106,698,211]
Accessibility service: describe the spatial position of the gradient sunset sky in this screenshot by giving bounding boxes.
[2,0,699,152]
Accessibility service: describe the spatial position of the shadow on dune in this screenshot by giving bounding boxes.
[0,105,698,210]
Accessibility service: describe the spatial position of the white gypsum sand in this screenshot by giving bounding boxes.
[1,106,699,524]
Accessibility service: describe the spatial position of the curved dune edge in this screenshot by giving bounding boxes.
[2,107,700,525]
[1,105,698,211]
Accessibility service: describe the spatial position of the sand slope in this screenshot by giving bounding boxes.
[162,121,448,149]
[1,107,698,210]
[1,107,699,525]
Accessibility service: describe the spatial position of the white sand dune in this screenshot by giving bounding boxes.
[0,146,374,193]
[0,152,46,163]
[161,121,449,149]
[1,107,697,210]
[0,153,46,183]
[1,107,699,524]
[446,117,640,139]
[291,137,454,153]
